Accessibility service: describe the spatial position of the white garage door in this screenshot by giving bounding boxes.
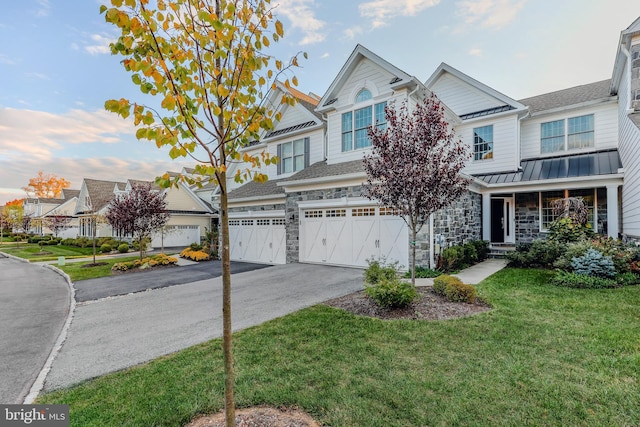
[151,225,200,248]
[300,206,408,268]
[228,218,286,264]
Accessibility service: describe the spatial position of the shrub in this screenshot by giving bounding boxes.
[463,243,478,265]
[471,240,490,261]
[404,266,442,279]
[616,272,639,287]
[571,249,616,278]
[364,259,399,285]
[112,261,134,271]
[100,244,112,253]
[551,271,617,289]
[444,282,477,303]
[365,277,417,309]
[61,238,77,246]
[505,239,565,268]
[180,247,193,257]
[440,246,465,272]
[547,217,593,243]
[111,254,178,271]
[182,250,211,261]
[190,242,203,251]
[433,274,463,296]
[75,237,90,248]
[117,243,129,253]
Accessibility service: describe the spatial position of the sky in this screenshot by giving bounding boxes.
[1,0,639,206]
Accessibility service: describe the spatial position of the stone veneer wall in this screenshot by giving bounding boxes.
[285,185,363,263]
[632,43,640,112]
[515,192,544,243]
[228,203,285,214]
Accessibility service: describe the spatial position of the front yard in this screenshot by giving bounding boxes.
[39,268,640,426]
[0,243,96,262]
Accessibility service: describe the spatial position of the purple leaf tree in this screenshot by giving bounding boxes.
[105,183,170,260]
[363,93,471,284]
[44,215,72,238]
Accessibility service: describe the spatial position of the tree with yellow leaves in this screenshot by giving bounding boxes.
[102,1,303,424]
[23,171,70,199]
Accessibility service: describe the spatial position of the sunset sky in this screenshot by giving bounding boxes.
[1,0,638,205]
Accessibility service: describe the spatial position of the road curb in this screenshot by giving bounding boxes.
[23,265,76,404]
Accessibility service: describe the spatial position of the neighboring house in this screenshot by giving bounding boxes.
[75,177,215,248]
[22,190,80,238]
[225,17,640,269]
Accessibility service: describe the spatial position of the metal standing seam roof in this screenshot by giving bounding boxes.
[473,150,622,185]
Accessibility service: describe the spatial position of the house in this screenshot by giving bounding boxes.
[75,177,215,248]
[223,17,640,269]
[22,189,80,238]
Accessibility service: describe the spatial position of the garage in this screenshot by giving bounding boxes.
[299,204,408,268]
[151,225,200,248]
[228,216,286,264]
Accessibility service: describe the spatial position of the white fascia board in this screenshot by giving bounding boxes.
[229,210,285,219]
[481,173,624,193]
[278,172,367,189]
[459,107,527,125]
[297,197,376,210]
[227,194,285,205]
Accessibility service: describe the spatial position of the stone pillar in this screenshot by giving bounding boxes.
[606,184,619,239]
[482,192,491,241]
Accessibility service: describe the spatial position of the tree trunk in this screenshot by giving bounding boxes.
[219,172,235,426]
[92,217,97,265]
[411,227,417,285]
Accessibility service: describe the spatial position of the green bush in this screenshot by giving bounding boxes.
[404,266,442,279]
[117,243,129,253]
[190,242,203,251]
[551,271,617,289]
[463,243,478,265]
[433,274,463,296]
[364,277,417,309]
[75,237,90,248]
[100,243,113,253]
[471,240,490,261]
[364,259,399,285]
[547,217,593,243]
[444,282,477,303]
[440,246,465,272]
[506,239,566,268]
[616,272,639,287]
[571,249,615,278]
[61,238,77,246]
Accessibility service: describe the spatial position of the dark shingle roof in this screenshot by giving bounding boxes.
[474,150,621,185]
[84,178,125,212]
[282,159,365,182]
[228,178,285,200]
[518,80,613,114]
[61,189,80,200]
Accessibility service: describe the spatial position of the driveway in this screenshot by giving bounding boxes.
[74,260,270,302]
[44,263,364,392]
[0,254,70,403]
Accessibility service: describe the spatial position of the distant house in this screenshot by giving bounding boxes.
[222,17,640,269]
[23,189,80,238]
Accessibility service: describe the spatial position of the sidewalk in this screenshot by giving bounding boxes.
[414,258,508,286]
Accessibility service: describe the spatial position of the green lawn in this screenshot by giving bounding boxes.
[0,243,96,261]
[56,256,141,281]
[38,268,640,426]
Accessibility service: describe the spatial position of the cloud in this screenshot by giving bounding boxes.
[275,0,327,45]
[0,107,136,163]
[469,48,483,56]
[320,52,330,59]
[358,0,441,28]
[85,34,115,55]
[25,72,50,80]
[456,0,527,30]
[343,26,364,40]
[34,0,51,17]
[0,54,17,65]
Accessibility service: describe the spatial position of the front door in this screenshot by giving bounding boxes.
[491,197,515,244]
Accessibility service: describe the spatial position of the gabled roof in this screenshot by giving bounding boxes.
[61,189,80,200]
[425,63,526,114]
[281,159,365,182]
[611,17,640,94]
[79,178,125,213]
[316,44,419,113]
[519,80,613,115]
[474,149,622,185]
[228,178,285,201]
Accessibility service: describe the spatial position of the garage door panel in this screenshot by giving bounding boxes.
[151,226,200,248]
[272,226,286,264]
[325,217,352,265]
[301,215,325,263]
[379,217,409,268]
[228,218,286,264]
[352,216,378,267]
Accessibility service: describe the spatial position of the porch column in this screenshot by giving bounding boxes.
[482,192,491,241]
[606,185,619,239]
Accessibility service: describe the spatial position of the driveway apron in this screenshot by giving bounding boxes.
[44,263,364,391]
[0,254,70,403]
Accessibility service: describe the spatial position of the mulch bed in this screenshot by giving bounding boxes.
[110,263,179,275]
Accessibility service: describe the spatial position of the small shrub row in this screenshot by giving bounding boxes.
[365,278,418,309]
[112,254,178,271]
[404,266,442,279]
[180,247,211,261]
[433,274,476,303]
[364,259,400,285]
[439,240,489,272]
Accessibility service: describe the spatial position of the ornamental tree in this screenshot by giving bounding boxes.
[105,182,169,260]
[101,1,302,423]
[363,94,471,284]
[23,171,70,198]
[43,215,73,238]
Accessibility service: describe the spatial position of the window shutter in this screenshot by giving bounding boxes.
[304,137,310,168]
[276,144,282,175]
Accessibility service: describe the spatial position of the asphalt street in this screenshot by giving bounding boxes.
[74,260,270,302]
[0,254,70,403]
[43,263,364,391]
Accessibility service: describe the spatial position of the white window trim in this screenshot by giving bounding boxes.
[538,189,598,232]
[540,113,595,155]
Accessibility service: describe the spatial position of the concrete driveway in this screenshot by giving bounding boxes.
[74,260,270,302]
[44,263,364,392]
[0,254,70,403]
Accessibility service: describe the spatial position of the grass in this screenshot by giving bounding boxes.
[0,243,96,261]
[38,268,640,426]
[57,256,141,281]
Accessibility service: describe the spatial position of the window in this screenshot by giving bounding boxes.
[355,89,372,103]
[241,219,253,226]
[326,209,346,217]
[352,207,375,216]
[540,189,597,230]
[473,125,493,161]
[540,190,564,229]
[568,115,594,149]
[541,114,594,154]
[342,101,387,151]
[277,137,309,174]
[304,210,323,218]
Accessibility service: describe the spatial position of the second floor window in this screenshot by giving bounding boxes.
[342,101,387,152]
[473,125,493,161]
[277,137,309,175]
[541,114,594,154]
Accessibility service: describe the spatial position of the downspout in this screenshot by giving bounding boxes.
[322,113,328,160]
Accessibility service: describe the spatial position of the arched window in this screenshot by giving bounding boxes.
[355,89,372,103]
